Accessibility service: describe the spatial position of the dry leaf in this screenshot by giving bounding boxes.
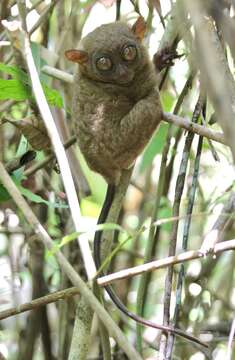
[2,114,51,151]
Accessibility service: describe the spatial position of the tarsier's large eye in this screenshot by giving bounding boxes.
[96,56,112,71]
[122,45,137,61]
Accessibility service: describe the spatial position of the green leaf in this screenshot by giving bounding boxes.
[0,62,29,83]
[60,223,127,248]
[140,123,168,172]
[30,42,63,106]
[16,135,29,157]
[97,233,132,275]
[0,172,68,207]
[18,185,68,208]
[31,42,51,84]
[43,84,64,108]
[0,61,63,108]
[31,42,41,75]
[0,79,31,101]
[161,91,175,112]
[0,173,21,202]
[81,198,102,217]
[0,184,11,202]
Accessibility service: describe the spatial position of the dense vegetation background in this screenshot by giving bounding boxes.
[0,1,235,359]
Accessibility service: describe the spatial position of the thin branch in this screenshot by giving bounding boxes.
[200,194,235,253]
[116,0,121,20]
[0,287,80,321]
[159,93,202,359]
[29,0,59,36]
[192,194,235,282]
[42,65,73,83]
[97,238,235,287]
[162,112,226,145]
[226,317,235,360]
[0,99,15,113]
[24,136,76,177]
[6,150,36,173]
[167,93,205,358]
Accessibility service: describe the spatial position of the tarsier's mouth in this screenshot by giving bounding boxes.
[115,72,137,86]
[95,77,134,87]
[95,72,136,86]
[116,78,134,86]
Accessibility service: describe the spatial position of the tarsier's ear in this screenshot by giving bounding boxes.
[65,49,88,64]
[132,16,147,41]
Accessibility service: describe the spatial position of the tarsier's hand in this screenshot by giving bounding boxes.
[105,88,162,172]
[153,46,183,72]
[119,88,162,146]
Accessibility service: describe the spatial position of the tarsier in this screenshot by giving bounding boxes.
[65,17,206,347]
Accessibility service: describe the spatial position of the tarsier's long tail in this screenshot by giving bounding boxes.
[94,184,208,348]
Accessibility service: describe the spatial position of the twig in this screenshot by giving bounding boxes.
[97,238,235,287]
[0,226,24,234]
[6,150,36,173]
[116,0,121,20]
[162,112,226,145]
[136,122,170,352]
[24,136,76,177]
[226,317,235,360]
[0,287,80,321]
[192,194,235,282]
[200,194,235,253]
[42,65,73,83]
[0,100,16,113]
[166,93,205,358]
[159,94,201,359]
[29,0,59,36]
[30,0,44,11]
[129,0,141,16]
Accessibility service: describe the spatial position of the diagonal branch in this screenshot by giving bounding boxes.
[0,287,80,321]
[97,238,235,287]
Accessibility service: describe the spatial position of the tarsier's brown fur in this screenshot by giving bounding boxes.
[67,18,162,184]
[65,17,207,348]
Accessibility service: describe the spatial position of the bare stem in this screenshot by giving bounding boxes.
[98,238,235,287]
[0,287,80,321]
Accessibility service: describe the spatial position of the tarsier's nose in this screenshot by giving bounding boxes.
[118,64,128,79]
[117,64,132,83]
